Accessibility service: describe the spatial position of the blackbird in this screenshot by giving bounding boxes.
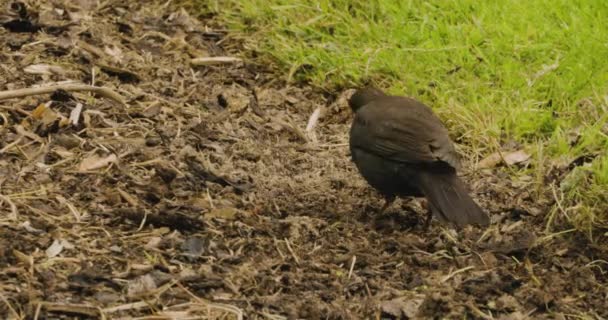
[348,87,490,228]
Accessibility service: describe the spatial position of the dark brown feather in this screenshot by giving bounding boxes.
[348,87,489,228]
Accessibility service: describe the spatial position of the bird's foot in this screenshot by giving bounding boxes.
[372,208,419,232]
[378,195,396,215]
[423,209,433,230]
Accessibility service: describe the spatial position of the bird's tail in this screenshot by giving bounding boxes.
[416,171,490,228]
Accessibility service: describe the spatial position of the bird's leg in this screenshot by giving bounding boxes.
[420,199,433,229]
[379,195,396,215]
[424,208,433,230]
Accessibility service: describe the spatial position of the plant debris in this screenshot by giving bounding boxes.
[0,1,605,319]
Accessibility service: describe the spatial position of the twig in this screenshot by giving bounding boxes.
[551,183,570,220]
[117,188,140,207]
[262,312,288,320]
[33,303,42,320]
[77,40,106,58]
[273,118,308,143]
[0,84,126,106]
[0,194,18,220]
[0,292,20,319]
[176,282,243,320]
[440,266,475,283]
[42,302,100,317]
[0,136,23,154]
[273,237,286,259]
[102,301,150,313]
[69,102,83,125]
[306,106,322,132]
[190,57,242,66]
[137,211,148,232]
[347,255,356,280]
[0,112,7,129]
[56,195,81,222]
[284,238,300,265]
[466,301,493,320]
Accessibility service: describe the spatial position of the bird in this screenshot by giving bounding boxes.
[348,87,490,228]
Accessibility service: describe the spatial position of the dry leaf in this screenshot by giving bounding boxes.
[104,45,124,62]
[24,64,66,75]
[207,207,238,220]
[496,294,522,311]
[142,103,162,117]
[52,147,75,159]
[181,236,209,258]
[144,237,162,249]
[127,274,157,297]
[69,103,83,125]
[15,125,44,142]
[478,149,530,169]
[31,102,56,121]
[13,249,33,265]
[20,221,43,234]
[477,152,502,169]
[380,297,423,318]
[46,239,64,258]
[503,150,530,165]
[78,154,118,171]
[306,106,323,132]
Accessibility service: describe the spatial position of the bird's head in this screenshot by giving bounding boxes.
[348,87,386,112]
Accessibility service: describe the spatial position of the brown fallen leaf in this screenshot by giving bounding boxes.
[206,207,238,220]
[127,274,157,298]
[13,249,33,266]
[380,297,423,318]
[24,64,67,75]
[30,102,68,126]
[478,149,531,169]
[503,150,531,165]
[496,294,522,311]
[477,153,502,169]
[46,239,65,258]
[78,154,117,171]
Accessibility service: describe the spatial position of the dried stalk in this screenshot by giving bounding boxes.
[0,84,127,106]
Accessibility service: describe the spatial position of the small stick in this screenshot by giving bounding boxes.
[273,238,286,259]
[101,301,149,313]
[41,302,100,317]
[274,118,308,143]
[0,84,126,106]
[347,255,356,279]
[0,292,20,319]
[440,266,475,283]
[176,282,244,320]
[190,56,242,66]
[306,106,322,132]
[466,301,493,320]
[0,136,23,154]
[284,238,300,265]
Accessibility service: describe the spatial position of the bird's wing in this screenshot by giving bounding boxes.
[350,97,460,169]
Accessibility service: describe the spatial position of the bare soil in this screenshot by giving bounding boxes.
[0,1,606,319]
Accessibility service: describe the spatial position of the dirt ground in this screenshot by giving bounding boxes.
[0,1,606,319]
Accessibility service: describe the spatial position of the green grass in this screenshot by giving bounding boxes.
[193,0,608,237]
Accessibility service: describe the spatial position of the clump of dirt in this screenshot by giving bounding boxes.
[0,1,606,319]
